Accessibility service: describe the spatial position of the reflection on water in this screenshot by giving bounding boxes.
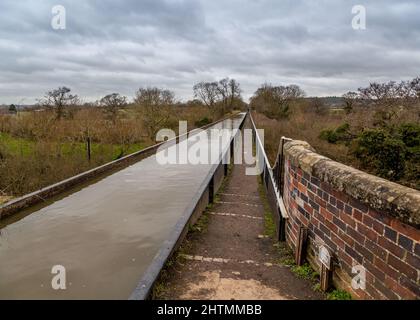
[0,114,245,299]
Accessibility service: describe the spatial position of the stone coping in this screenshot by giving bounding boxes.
[284,140,420,228]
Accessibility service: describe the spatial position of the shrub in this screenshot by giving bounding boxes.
[194,117,212,127]
[253,95,420,190]
[319,129,337,143]
[319,123,351,144]
[352,129,407,180]
[398,123,420,148]
[249,84,305,120]
[397,123,420,189]
[379,137,407,178]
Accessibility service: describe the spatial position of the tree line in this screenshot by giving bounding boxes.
[27,78,246,139]
[319,77,420,184]
[343,77,420,114]
[11,76,420,124]
[36,77,244,120]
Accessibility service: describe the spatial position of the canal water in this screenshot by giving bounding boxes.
[0,113,245,299]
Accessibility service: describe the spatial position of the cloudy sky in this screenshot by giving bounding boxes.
[0,0,419,104]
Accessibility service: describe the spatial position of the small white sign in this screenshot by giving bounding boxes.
[319,245,331,269]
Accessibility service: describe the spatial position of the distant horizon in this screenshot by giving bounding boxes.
[0,77,416,106]
[0,93,350,107]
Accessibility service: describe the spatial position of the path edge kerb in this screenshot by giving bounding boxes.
[284,140,420,228]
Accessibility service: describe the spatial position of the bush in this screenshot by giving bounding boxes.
[194,117,212,127]
[253,96,420,190]
[352,129,407,180]
[379,137,407,178]
[319,129,337,143]
[319,123,351,144]
[397,123,420,189]
[399,123,420,148]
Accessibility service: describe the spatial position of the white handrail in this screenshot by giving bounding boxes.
[249,112,288,219]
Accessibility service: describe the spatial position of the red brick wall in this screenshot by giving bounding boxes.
[283,160,420,299]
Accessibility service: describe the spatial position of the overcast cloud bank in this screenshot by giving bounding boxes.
[0,0,419,104]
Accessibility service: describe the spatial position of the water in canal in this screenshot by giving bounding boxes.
[0,113,245,299]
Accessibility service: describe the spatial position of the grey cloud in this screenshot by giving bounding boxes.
[0,0,419,104]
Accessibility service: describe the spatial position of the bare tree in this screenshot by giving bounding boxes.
[400,77,420,104]
[194,78,242,113]
[410,77,420,100]
[99,93,127,123]
[227,78,242,110]
[358,81,401,107]
[342,91,358,114]
[358,78,420,104]
[284,85,305,99]
[134,87,175,138]
[216,78,242,112]
[357,80,420,123]
[250,83,305,119]
[216,78,229,112]
[310,97,327,115]
[193,82,219,108]
[39,87,79,119]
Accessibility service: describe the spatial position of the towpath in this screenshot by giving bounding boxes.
[160,123,324,300]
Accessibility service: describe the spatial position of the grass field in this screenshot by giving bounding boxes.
[0,132,145,161]
[0,105,230,202]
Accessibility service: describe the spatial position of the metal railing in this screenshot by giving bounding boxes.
[249,112,290,241]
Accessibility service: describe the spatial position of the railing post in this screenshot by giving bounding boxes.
[86,136,91,162]
[278,208,286,241]
[230,140,234,164]
[295,226,307,266]
[276,142,282,188]
[209,177,214,204]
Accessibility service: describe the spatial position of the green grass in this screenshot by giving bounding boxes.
[264,209,276,238]
[0,132,34,156]
[257,176,277,238]
[327,289,352,300]
[0,132,145,161]
[256,175,299,267]
[291,263,319,281]
[255,172,326,297]
[281,256,296,266]
[289,261,351,299]
[188,212,210,234]
[312,283,322,292]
